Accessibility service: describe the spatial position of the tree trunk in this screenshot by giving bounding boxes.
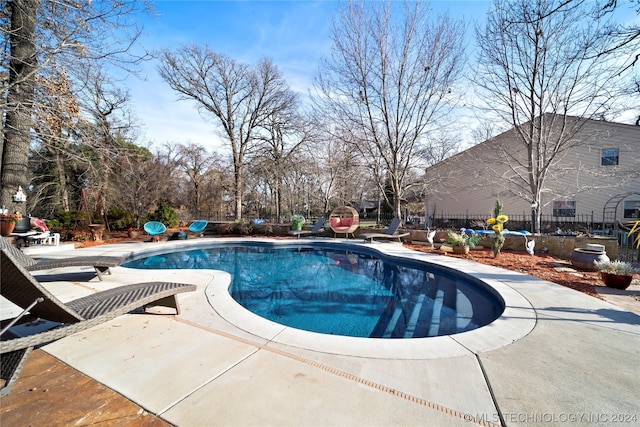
[393,179,402,220]
[234,167,243,220]
[1,0,38,212]
[54,151,70,211]
[275,181,281,224]
[394,196,402,221]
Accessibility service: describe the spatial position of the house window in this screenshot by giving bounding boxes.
[553,201,576,217]
[601,148,619,166]
[623,201,640,219]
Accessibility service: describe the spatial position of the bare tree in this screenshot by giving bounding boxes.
[594,0,640,73]
[176,142,220,218]
[30,62,80,213]
[416,131,460,165]
[1,0,150,212]
[250,109,312,222]
[596,0,640,125]
[313,0,466,220]
[301,129,369,217]
[115,145,178,228]
[201,163,230,222]
[474,0,638,232]
[74,64,139,224]
[158,46,297,220]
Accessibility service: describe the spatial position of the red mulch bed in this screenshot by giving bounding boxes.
[404,244,604,298]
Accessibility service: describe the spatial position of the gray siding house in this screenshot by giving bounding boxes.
[424,115,640,232]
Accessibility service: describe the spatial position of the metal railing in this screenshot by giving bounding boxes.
[427,213,595,234]
[615,228,640,264]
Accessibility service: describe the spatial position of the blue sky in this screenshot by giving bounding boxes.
[127,0,493,151]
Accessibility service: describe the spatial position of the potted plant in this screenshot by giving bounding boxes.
[446,230,481,254]
[291,215,305,231]
[595,259,638,290]
[0,212,22,236]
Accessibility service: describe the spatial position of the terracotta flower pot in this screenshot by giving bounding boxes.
[453,245,470,255]
[1,220,16,236]
[600,272,633,290]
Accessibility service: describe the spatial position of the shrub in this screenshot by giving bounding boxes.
[70,229,92,242]
[51,211,77,229]
[145,202,180,228]
[230,219,252,235]
[447,230,481,247]
[107,207,136,230]
[595,259,637,276]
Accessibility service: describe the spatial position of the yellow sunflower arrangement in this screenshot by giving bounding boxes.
[487,200,508,258]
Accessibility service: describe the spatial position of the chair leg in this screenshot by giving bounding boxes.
[94,266,111,281]
[0,347,33,397]
[144,295,181,314]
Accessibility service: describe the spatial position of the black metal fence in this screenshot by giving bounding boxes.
[205,209,640,263]
[426,213,595,234]
[425,212,639,264]
[615,229,640,264]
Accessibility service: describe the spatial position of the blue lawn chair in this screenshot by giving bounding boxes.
[143,221,167,242]
[188,220,208,237]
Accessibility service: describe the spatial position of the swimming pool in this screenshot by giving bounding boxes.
[123,242,504,338]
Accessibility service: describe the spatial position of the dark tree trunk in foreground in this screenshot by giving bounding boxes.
[1,0,38,212]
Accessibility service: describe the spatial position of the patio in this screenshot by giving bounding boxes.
[1,239,638,426]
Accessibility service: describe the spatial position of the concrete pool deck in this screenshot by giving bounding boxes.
[1,238,639,426]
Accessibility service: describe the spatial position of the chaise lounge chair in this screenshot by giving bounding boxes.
[288,217,326,238]
[0,249,197,396]
[361,218,411,243]
[0,237,124,281]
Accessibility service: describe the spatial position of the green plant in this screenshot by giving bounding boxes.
[51,211,77,229]
[447,230,481,247]
[487,199,508,258]
[291,214,305,231]
[107,207,136,230]
[230,219,252,235]
[146,202,179,228]
[595,260,637,276]
[70,229,92,242]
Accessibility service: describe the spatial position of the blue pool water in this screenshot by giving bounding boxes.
[123,243,504,338]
